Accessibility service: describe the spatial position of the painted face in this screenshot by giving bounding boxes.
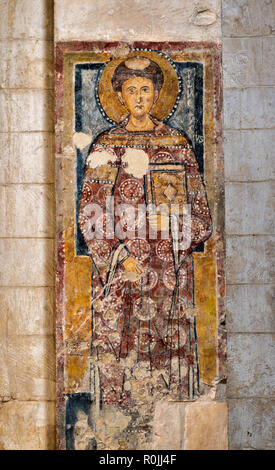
[118,76,158,118]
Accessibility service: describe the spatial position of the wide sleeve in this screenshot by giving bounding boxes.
[78,145,129,272]
[179,145,212,262]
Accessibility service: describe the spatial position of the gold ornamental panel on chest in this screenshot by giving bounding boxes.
[148,164,187,211]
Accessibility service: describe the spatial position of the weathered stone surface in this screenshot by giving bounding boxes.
[241,87,275,129]
[223,37,275,88]
[0,238,54,286]
[227,333,274,397]
[227,284,275,333]
[152,401,228,450]
[0,134,9,184]
[0,0,54,40]
[7,40,54,89]
[0,336,10,400]
[223,89,241,129]
[0,132,54,184]
[0,91,9,132]
[262,37,275,86]
[55,0,222,42]
[0,401,55,450]
[152,401,185,450]
[9,90,54,132]
[7,335,55,400]
[0,184,54,237]
[222,0,275,37]
[224,88,275,130]
[228,398,275,450]
[226,235,274,283]
[0,42,9,88]
[224,129,275,181]
[0,287,54,335]
[184,401,228,450]
[225,182,274,234]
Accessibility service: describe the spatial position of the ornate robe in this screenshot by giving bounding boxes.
[79,118,212,409]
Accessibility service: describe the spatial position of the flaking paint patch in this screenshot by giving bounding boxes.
[73,132,92,151]
[86,148,116,168]
[122,148,149,178]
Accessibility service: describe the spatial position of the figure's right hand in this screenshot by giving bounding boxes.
[122,257,143,274]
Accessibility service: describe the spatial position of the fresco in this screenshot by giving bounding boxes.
[55,42,225,450]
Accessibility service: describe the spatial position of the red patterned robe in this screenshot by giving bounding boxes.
[78,118,212,408]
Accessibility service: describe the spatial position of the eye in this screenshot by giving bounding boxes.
[141,87,150,93]
[126,87,136,94]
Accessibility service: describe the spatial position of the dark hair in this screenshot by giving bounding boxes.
[112,57,164,93]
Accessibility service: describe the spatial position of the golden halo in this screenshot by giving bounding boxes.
[98,50,180,123]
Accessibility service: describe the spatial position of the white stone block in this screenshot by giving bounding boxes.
[9,90,54,132]
[225,182,274,234]
[0,336,10,400]
[0,134,10,184]
[223,89,241,129]
[241,87,275,129]
[0,287,54,335]
[0,42,9,88]
[223,38,266,88]
[7,335,55,401]
[0,238,54,286]
[222,0,274,37]
[183,401,228,450]
[226,235,274,283]
[0,0,53,40]
[8,40,54,89]
[227,284,275,333]
[262,37,275,86]
[224,130,275,181]
[227,333,274,397]
[0,132,54,184]
[152,401,228,450]
[0,184,54,237]
[0,92,9,132]
[54,0,222,42]
[0,401,55,450]
[228,398,275,450]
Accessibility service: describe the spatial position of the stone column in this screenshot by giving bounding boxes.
[0,0,55,450]
[222,0,275,450]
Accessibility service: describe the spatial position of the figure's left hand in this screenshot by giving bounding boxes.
[123,256,143,274]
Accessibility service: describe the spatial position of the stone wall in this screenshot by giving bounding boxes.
[0,0,55,449]
[0,0,273,450]
[222,0,274,450]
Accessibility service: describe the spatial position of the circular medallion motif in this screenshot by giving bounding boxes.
[134,297,157,321]
[156,240,173,262]
[126,238,150,261]
[134,269,158,291]
[97,185,113,204]
[89,239,111,266]
[136,327,157,353]
[166,324,187,350]
[163,265,187,290]
[119,178,143,203]
[151,151,176,163]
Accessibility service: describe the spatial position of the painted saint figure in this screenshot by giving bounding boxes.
[78,55,212,410]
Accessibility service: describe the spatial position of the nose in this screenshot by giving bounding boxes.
[136,90,142,103]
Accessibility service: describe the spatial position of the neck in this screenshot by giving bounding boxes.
[126,114,155,131]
